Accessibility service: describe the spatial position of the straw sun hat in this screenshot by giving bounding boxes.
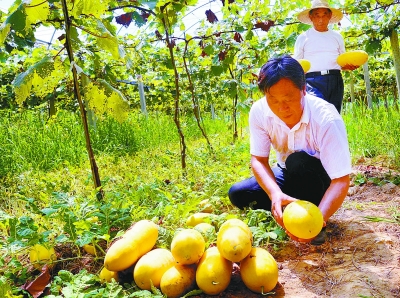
[297,0,343,25]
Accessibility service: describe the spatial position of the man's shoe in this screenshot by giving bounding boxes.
[311,227,326,246]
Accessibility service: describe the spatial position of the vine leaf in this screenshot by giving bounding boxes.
[25,0,50,27]
[21,265,51,298]
[145,0,158,10]
[2,0,49,40]
[132,11,147,27]
[95,20,125,60]
[211,65,224,75]
[365,38,382,54]
[71,0,109,19]
[220,0,235,6]
[84,80,130,123]
[31,59,65,99]
[5,4,26,33]
[1,1,50,50]
[205,10,218,23]
[13,56,65,106]
[254,20,275,32]
[14,72,33,106]
[218,50,227,61]
[116,12,134,27]
[0,23,11,45]
[234,32,243,43]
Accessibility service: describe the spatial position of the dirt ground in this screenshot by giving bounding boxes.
[195,164,400,298]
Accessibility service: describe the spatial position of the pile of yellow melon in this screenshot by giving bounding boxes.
[101,217,279,297]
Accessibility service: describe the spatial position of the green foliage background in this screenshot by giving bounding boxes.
[0,0,400,296]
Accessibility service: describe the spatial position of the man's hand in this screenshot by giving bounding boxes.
[341,64,359,71]
[270,193,297,227]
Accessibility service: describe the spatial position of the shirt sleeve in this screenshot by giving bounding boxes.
[293,33,306,59]
[249,102,271,157]
[318,118,352,179]
[335,31,346,54]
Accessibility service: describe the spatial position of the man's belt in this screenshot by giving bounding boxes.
[306,69,341,77]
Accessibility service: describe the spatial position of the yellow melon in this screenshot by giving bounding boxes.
[133,248,175,290]
[218,218,252,239]
[282,200,324,239]
[196,246,232,295]
[83,244,96,256]
[240,247,278,294]
[194,222,215,234]
[171,229,205,265]
[99,267,119,283]
[160,264,197,298]
[297,59,311,73]
[217,226,252,262]
[104,220,158,272]
[194,222,216,243]
[337,50,368,67]
[185,212,214,227]
[198,199,214,213]
[29,244,57,270]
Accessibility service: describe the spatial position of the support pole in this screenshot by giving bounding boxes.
[363,62,373,109]
[137,75,147,115]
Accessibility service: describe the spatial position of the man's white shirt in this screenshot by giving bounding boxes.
[249,94,351,179]
[294,28,345,72]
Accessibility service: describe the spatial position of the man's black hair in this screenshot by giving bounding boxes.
[257,55,306,93]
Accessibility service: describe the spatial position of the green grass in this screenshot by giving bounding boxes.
[0,109,236,177]
[0,110,89,175]
[343,102,400,168]
[1,102,399,179]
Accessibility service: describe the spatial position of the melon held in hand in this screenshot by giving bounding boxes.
[297,59,311,73]
[337,50,368,67]
[282,200,324,239]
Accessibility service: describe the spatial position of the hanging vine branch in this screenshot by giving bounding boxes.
[182,39,214,153]
[160,5,187,174]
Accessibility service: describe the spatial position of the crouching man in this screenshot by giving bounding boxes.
[228,55,351,245]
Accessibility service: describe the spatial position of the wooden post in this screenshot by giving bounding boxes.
[389,29,400,102]
[137,75,147,115]
[49,93,56,117]
[349,73,355,103]
[211,103,216,119]
[363,62,373,109]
